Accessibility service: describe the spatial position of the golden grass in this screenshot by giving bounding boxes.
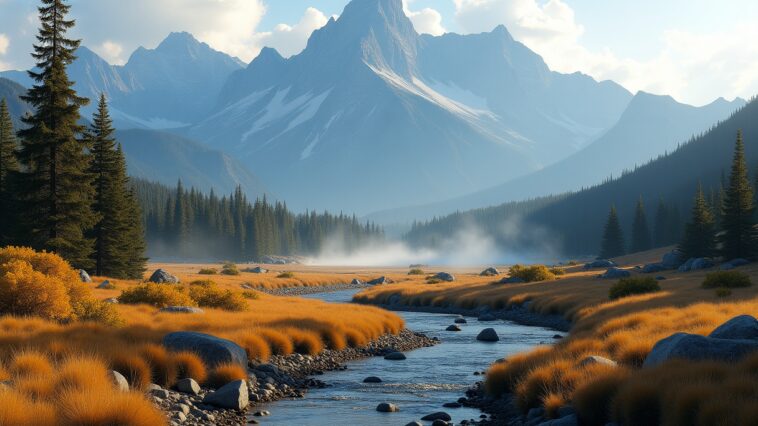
[355,247,758,424]
[206,362,248,388]
[172,351,207,383]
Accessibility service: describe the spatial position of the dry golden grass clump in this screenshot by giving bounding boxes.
[509,264,556,282]
[206,362,248,389]
[118,282,195,308]
[609,276,661,300]
[188,280,248,311]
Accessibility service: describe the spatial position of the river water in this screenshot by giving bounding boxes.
[255,289,561,425]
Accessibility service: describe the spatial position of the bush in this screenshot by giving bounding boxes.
[408,268,425,275]
[198,268,218,275]
[73,298,123,326]
[549,267,566,276]
[426,278,442,284]
[189,285,248,312]
[510,264,556,283]
[277,272,295,279]
[702,271,752,289]
[220,262,239,276]
[118,283,195,308]
[241,291,260,300]
[609,277,661,300]
[206,363,247,388]
[189,279,215,288]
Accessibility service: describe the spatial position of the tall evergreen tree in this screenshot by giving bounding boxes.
[15,0,96,267]
[630,196,651,253]
[679,184,717,259]
[0,99,19,245]
[720,130,756,259]
[653,198,669,248]
[599,205,625,259]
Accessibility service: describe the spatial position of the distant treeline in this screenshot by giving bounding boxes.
[132,179,383,261]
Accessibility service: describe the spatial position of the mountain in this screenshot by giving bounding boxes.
[1,32,243,129]
[0,77,32,129]
[407,98,758,257]
[368,92,745,224]
[188,0,632,214]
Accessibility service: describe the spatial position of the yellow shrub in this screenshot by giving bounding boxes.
[118,283,195,308]
[509,264,556,282]
[188,284,248,312]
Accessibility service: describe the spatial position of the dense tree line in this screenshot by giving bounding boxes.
[132,180,383,261]
[0,0,146,278]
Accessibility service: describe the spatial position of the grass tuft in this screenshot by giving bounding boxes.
[701,270,752,289]
[609,277,661,300]
[206,363,247,388]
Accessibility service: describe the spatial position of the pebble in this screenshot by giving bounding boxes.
[376,402,400,412]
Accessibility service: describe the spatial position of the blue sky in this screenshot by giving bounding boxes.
[1,0,757,105]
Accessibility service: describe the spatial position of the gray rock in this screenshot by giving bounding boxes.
[368,276,391,285]
[478,313,497,321]
[108,370,129,391]
[405,422,423,426]
[163,331,248,368]
[498,276,525,284]
[255,363,280,375]
[160,306,204,314]
[661,250,684,269]
[720,258,750,270]
[709,315,758,340]
[176,378,200,395]
[678,257,714,272]
[643,332,758,368]
[247,266,267,274]
[97,280,114,289]
[421,412,452,421]
[150,388,170,399]
[172,412,187,423]
[149,269,179,284]
[104,297,119,304]
[480,267,500,276]
[446,325,462,332]
[432,421,449,426]
[253,410,271,416]
[434,272,455,282]
[146,383,162,392]
[363,376,382,383]
[598,267,631,279]
[173,403,190,415]
[376,402,399,412]
[579,355,617,367]
[454,318,467,324]
[476,328,499,342]
[351,279,364,285]
[79,269,92,283]
[442,402,462,408]
[202,380,249,410]
[584,259,616,269]
[384,352,406,361]
[541,414,579,426]
[642,263,666,274]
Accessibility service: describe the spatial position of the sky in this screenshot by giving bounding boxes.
[1,0,757,106]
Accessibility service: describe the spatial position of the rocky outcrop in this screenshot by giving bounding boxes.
[709,315,758,340]
[661,250,684,269]
[446,325,462,332]
[149,269,179,284]
[246,266,267,273]
[163,331,247,368]
[202,380,248,410]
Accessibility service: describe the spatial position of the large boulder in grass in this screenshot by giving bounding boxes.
[163,332,247,368]
[584,259,616,269]
[643,332,758,368]
[160,306,204,314]
[202,380,248,410]
[480,267,500,276]
[678,257,714,272]
[498,276,525,284]
[642,263,667,274]
[434,272,455,282]
[368,276,392,285]
[720,258,750,271]
[661,250,684,269]
[598,267,630,279]
[709,315,758,340]
[149,269,179,284]
[79,269,92,283]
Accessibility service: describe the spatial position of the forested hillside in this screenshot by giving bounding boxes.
[133,179,383,261]
[407,98,758,256]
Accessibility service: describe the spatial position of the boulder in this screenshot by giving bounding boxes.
[709,315,758,340]
[434,272,455,282]
[432,421,449,426]
[104,297,119,304]
[446,325,462,332]
[351,279,364,285]
[579,355,617,367]
[108,370,129,391]
[678,257,714,272]
[454,318,468,324]
[443,402,462,408]
[477,313,497,322]
[376,403,399,412]
[642,263,666,274]
[163,331,247,368]
[476,328,499,342]
[79,269,92,283]
[97,280,114,289]
[598,268,630,279]
[368,276,391,285]
[584,259,616,269]
[498,276,525,284]
[247,266,267,274]
[480,267,500,276]
[661,250,684,269]
[202,380,248,410]
[175,378,201,395]
[384,352,406,361]
[363,376,382,383]
[405,422,423,426]
[149,269,179,284]
[720,258,750,270]
[421,412,452,421]
[643,332,758,368]
[160,306,204,314]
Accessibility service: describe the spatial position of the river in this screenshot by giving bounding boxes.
[254,289,562,425]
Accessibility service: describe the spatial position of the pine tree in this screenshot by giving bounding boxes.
[679,184,717,259]
[653,198,669,248]
[117,146,147,278]
[630,196,651,253]
[720,130,756,259]
[599,205,625,259]
[15,0,96,268]
[0,98,19,245]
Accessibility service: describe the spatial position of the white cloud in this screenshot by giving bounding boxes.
[253,7,330,58]
[403,1,446,36]
[0,34,9,55]
[93,40,125,65]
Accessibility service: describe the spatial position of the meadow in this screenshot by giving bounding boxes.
[354,248,758,425]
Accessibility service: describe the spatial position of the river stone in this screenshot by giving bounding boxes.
[149,269,179,284]
[455,318,467,324]
[446,325,462,332]
[476,328,499,342]
[176,378,200,395]
[480,267,500,276]
[79,269,92,283]
[405,422,423,426]
[376,403,399,412]
[363,376,382,383]
[579,355,617,367]
[478,313,497,321]
[384,352,406,361]
[643,332,758,368]
[160,306,204,314]
[163,331,247,368]
[709,315,758,340]
[434,272,455,282]
[108,370,129,391]
[443,402,462,408]
[421,412,452,421]
[203,380,248,410]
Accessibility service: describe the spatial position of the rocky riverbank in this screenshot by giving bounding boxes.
[461,381,578,426]
[154,329,437,425]
[259,282,370,296]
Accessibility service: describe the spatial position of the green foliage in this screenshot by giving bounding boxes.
[408,268,425,275]
[679,185,717,259]
[0,98,18,245]
[510,264,556,283]
[720,130,756,259]
[600,206,626,259]
[609,277,661,300]
[188,279,215,288]
[277,272,295,279]
[220,262,239,276]
[198,268,218,275]
[630,197,651,253]
[73,298,122,326]
[118,283,195,308]
[548,267,566,276]
[241,291,260,300]
[701,271,752,289]
[188,283,248,311]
